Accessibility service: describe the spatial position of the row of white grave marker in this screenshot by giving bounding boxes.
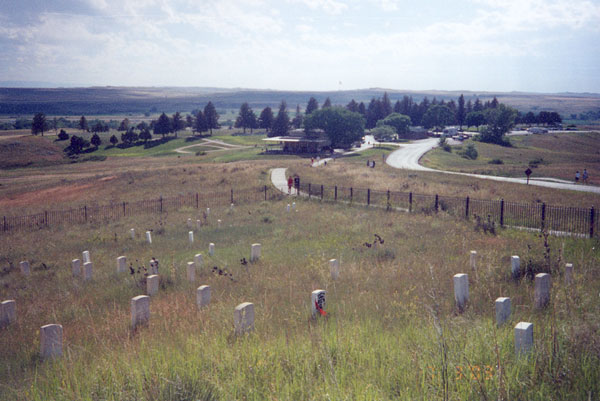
[286,202,296,212]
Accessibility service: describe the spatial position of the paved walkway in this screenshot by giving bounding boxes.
[174,138,251,154]
[271,168,298,195]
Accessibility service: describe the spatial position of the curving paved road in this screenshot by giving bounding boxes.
[385,138,600,194]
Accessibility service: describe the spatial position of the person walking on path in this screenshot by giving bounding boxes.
[287,176,293,194]
[575,170,580,183]
[582,169,589,184]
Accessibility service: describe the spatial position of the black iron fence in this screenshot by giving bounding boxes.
[299,182,597,239]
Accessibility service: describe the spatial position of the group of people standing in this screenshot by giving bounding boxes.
[575,169,589,184]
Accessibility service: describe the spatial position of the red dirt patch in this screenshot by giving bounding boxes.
[0,182,94,208]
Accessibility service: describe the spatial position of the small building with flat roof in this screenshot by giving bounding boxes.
[262,129,331,153]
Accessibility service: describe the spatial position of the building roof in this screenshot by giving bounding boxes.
[262,136,330,144]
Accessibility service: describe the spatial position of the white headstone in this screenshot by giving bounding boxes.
[130,228,135,239]
[196,285,211,308]
[187,262,196,282]
[196,220,202,230]
[194,254,203,268]
[209,243,215,256]
[82,251,91,264]
[40,324,63,359]
[564,263,573,285]
[330,259,340,280]
[1,300,16,328]
[514,322,534,355]
[534,273,551,309]
[250,243,261,262]
[131,295,150,329]
[217,219,222,228]
[187,218,193,228]
[470,251,477,271]
[71,259,81,277]
[292,202,296,210]
[495,297,511,327]
[147,274,159,296]
[311,290,326,317]
[453,273,469,311]
[230,203,234,211]
[511,256,520,279]
[234,302,255,334]
[206,207,210,216]
[189,231,194,244]
[286,204,290,212]
[146,231,152,244]
[83,262,93,281]
[117,256,127,273]
[149,259,158,275]
[19,261,30,276]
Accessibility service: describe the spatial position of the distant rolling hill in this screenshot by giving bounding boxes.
[0,86,598,116]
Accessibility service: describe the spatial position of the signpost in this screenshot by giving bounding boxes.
[525,168,532,184]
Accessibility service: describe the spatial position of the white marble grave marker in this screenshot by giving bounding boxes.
[196,220,202,230]
[514,322,534,355]
[146,231,152,244]
[19,261,30,276]
[131,295,150,329]
[230,203,234,211]
[1,300,16,328]
[292,202,296,210]
[565,263,573,285]
[187,218,193,228]
[194,254,203,268]
[470,251,477,271]
[147,274,159,296]
[82,251,91,264]
[511,256,520,279]
[189,231,194,244]
[217,219,222,228]
[117,256,127,273]
[209,243,215,256]
[196,285,211,308]
[40,324,63,359]
[453,273,469,311]
[187,262,196,282]
[234,302,255,334]
[534,273,551,309]
[286,204,290,212]
[83,262,93,281]
[250,243,261,262]
[311,290,326,317]
[206,207,210,216]
[71,259,81,277]
[130,228,135,239]
[495,297,511,327]
[330,259,340,280]
[149,259,158,275]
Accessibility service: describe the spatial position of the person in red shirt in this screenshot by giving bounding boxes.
[287,176,293,194]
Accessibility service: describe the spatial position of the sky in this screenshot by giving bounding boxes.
[0,0,599,93]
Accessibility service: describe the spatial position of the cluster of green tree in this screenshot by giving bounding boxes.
[516,111,562,126]
[571,110,600,121]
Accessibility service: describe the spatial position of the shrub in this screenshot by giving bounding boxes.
[488,158,503,164]
[528,157,548,168]
[57,129,69,141]
[439,137,451,152]
[461,143,478,160]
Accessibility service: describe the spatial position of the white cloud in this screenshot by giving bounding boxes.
[288,0,348,15]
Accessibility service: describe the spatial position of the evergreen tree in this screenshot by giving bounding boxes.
[234,102,256,134]
[322,97,332,108]
[346,99,359,113]
[31,112,48,136]
[271,101,289,137]
[203,101,220,135]
[466,99,473,114]
[259,107,274,133]
[154,113,171,138]
[291,105,303,129]
[422,105,454,130]
[79,116,88,132]
[118,118,129,132]
[491,96,499,108]
[381,92,393,117]
[171,112,184,137]
[306,97,319,115]
[194,110,208,135]
[357,102,366,116]
[109,134,118,146]
[457,94,466,129]
[90,133,101,148]
[139,128,152,142]
[473,98,483,112]
[393,100,402,113]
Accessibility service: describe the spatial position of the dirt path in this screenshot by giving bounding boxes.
[174,138,252,154]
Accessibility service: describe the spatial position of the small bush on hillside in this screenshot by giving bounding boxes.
[488,158,503,164]
[474,214,496,235]
[529,157,548,168]
[460,143,478,160]
[57,129,69,141]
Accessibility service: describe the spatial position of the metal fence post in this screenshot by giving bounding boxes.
[350,187,353,204]
[465,196,469,218]
[160,196,163,213]
[3,216,6,232]
[335,186,337,201]
[264,185,267,201]
[123,202,126,216]
[308,183,311,199]
[591,206,595,238]
[435,194,439,212]
[387,190,390,211]
[45,211,48,227]
[84,205,88,222]
[500,199,504,227]
[409,192,413,213]
[321,185,324,200]
[231,189,234,204]
[196,193,199,208]
[367,188,371,206]
[541,202,546,230]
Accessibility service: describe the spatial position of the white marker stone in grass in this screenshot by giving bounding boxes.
[19,261,30,276]
[40,324,63,360]
[311,290,326,317]
[146,231,152,244]
[187,262,196,282]
[286,204,290,212]
[83,262,93,281]
[71,259,81,277]
[82,251,91,264]
[206,207,210,216]
[194,254,203,268]
[234,302,255,335]
[147,274,159,296]
[511,256,520,279]
[230,203,234,211]
[217,219,222,228]
[189,231,194,244]
[1,300,16,328]
[250,243,261,262]
[495,297,511,327]
[470,251,477,271]
[564,263,574,285]
[117,256,127,273]
[209,243,215,256]
[330,259,340,280]
[149,259,158,275]
[453,273,469,312]
[196,220,202,230]
[514,322,534,355]
[187,218,193,228]
[131,295,150,329]
[534,273,551,309]
[196,285,211,308]
[292,202,296,210]
[130,228,135,239]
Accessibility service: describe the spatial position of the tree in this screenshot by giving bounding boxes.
[139,128,152,142]
[358,102,366,116]
[322,97,332,108]
[304,107,365,148]
[153,113,171,138]
[291,104,303,129]
[109,134,118,146]
[57,129,69,141]
[271,101,289,137]
[31,112,48,136]
[480,104,516,145]
[136,121,149,131]
[371,125,397,142]
[381,92,393,117]
[90,133,101,148]
[121,128,138,145]
[422,105,454,130]
[465,111,486,128]
[523,111,537,126]
[490,96,499,108]
[171,112,185,137]
[259,107,274,133]
[473,98,483,112]
[193,110,208,135]
[234,103,256,134]
[377,113,411,137]
[204,101,220,135]
[306,97,319,115]
[346,99,359,113]
[366,98,385,129]
[68,135,89,154]
[457,94,466,129]
[118,118,129,132]
[79,116,89,133]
